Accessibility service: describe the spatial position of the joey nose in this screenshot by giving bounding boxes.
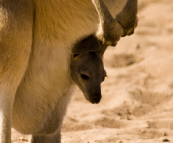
[92,94,102,104]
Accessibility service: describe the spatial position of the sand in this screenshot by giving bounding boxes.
[12,0,173,142]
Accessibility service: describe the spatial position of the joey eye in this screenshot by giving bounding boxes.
[80,74,90,80]
[73,54,79,58]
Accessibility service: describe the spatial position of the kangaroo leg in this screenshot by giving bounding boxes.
[30,132,61,143]
[0,1,33,142]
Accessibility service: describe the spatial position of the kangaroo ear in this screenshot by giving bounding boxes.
[73,35,101,54]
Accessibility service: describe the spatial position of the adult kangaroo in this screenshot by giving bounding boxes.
[0,0,138,142]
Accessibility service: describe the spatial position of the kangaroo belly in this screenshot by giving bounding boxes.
[12,81,75,135]
[12,33,77,133]
[11,47,74,134]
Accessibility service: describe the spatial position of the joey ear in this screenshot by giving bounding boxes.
[72,35,101,54]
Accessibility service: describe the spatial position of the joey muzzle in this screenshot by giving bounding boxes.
[82,83,102,104]
[71,70,103,104]
[84,91,102,104]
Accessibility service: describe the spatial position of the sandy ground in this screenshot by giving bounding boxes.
[12,0,173,142]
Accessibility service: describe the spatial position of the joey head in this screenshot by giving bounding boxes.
[70,35,107,104]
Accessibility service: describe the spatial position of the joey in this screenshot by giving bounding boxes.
[70,35,107,104]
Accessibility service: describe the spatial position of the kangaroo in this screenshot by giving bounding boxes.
[70,35,107,104]
[0,0,138,142]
